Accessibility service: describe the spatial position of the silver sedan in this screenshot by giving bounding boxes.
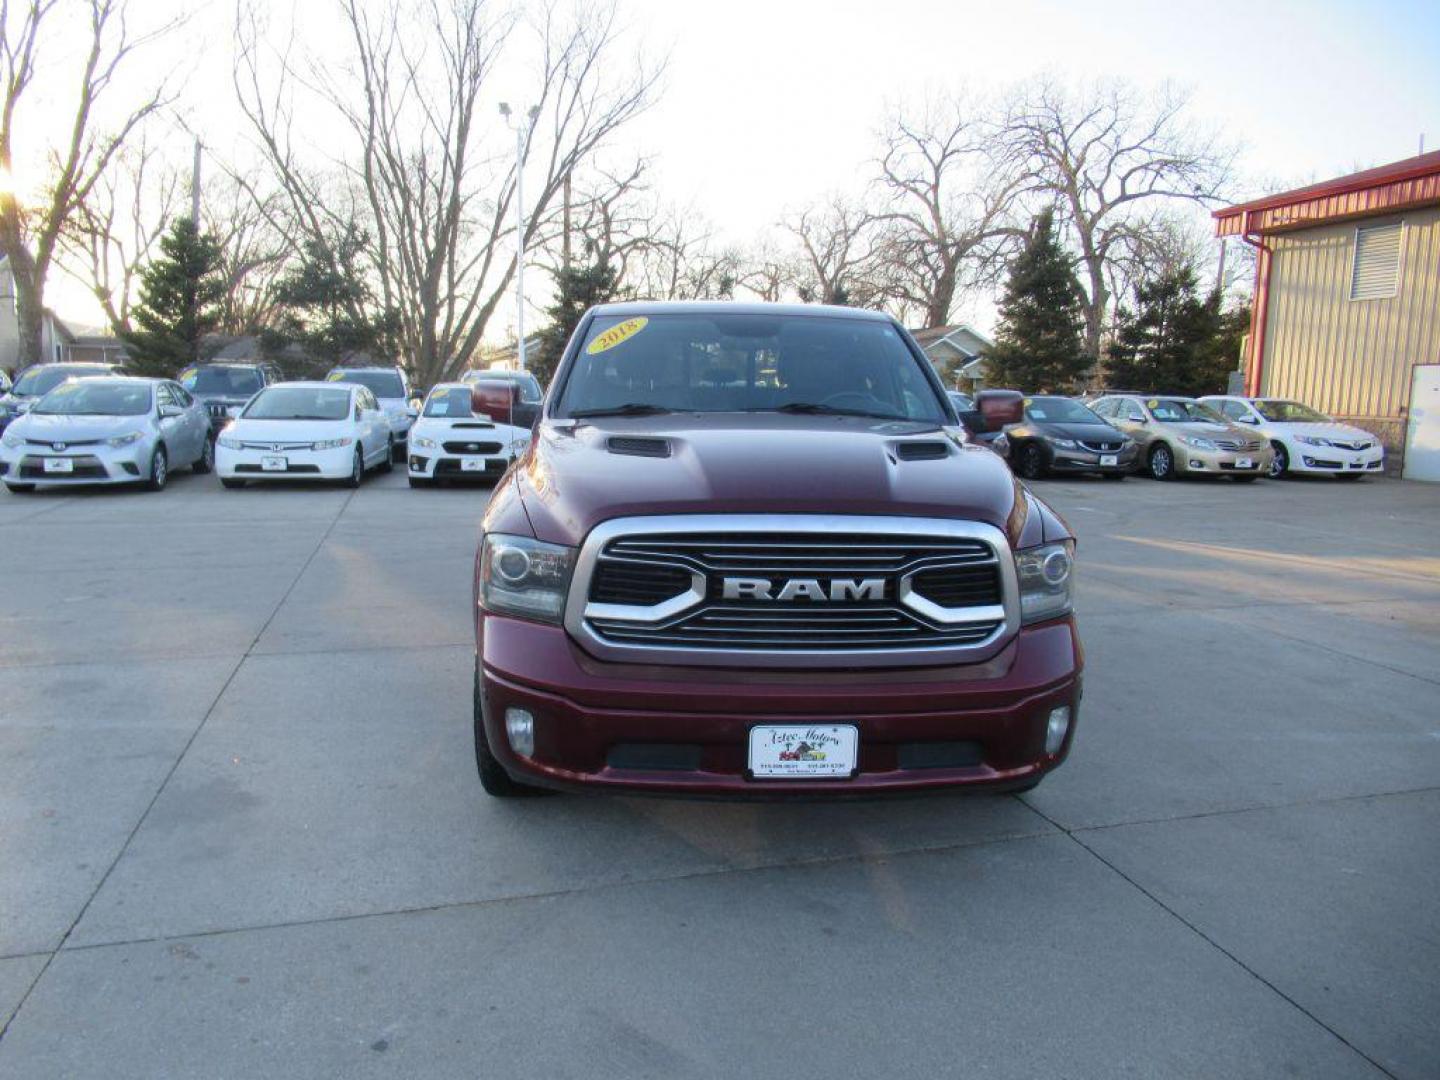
[0,376,213,493]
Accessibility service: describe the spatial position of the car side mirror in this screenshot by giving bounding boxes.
[976,389,1024,430]
[160,405,183,419]
[1237,415,1258,424]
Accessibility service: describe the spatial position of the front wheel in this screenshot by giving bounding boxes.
[1147,443,1174,480]
[147,446,169,491]
[192,437,215,474]
[474,659,546,798]
[345,447,363,489]
[380,438,394,473]
[1014,442,1046,480]
[1269,443,1290,478]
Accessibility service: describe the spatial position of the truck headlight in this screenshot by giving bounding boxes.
[479,534,576,624]
[1015,540,1075,625]
[106,431,144,447]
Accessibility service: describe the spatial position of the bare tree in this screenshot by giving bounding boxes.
[1002,78,1233,359]
[782,196,883,306]
[872,94,1024,328]
[628,204,738,301]
[736,238,795,303]
[202,170,289,334]
[235,0,658,386]
[58,134,182,335]
[0,0,177,366]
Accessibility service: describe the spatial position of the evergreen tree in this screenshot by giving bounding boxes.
[984,209,1088,392]
[1105,268,1231,396]
[124,217,225,377]
[533,255,621,385]
[265,225,396,378]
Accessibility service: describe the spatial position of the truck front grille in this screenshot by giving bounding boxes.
[570,516,1017,668]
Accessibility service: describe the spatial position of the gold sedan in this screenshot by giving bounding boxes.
[1088,395,1274,482]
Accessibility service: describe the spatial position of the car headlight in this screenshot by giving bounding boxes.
[1181,436,1217,450]
[1,430,21,448]
[1015,540,1075,625]
[1296,435,1331,447]
[412,435,436,449]
[1044,436,1077,450]
[217,436,241,450]
[312,437,353,450]
[106,431,144,447]
[479,533,576,624]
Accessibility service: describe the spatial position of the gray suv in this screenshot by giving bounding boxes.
[178,362,282,435]
[325,365,417,461]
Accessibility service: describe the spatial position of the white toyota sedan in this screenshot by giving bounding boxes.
[406,382,531,488]
[1199,395,1385,480]
[215,382,393,488]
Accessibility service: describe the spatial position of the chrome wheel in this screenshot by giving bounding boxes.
[1269,443,1289,478]
[1148,443,1173,480]
[148,446,169,491]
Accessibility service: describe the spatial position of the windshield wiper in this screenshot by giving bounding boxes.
[569,403,674,418]
[758,402,912,422]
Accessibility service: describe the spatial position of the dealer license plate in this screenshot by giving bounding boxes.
[748,724,858,779]
[1235,456,1254,469]
[460,458,488,472]
[42,457,74,474]
[1099,454,1118,467]
[261,456,288,472]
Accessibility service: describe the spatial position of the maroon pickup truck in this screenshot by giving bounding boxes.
[472,302,1082,797]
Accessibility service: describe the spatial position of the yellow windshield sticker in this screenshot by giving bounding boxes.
[1146,399,1159,409]
[327,371,346,381]
[586,316,649,355]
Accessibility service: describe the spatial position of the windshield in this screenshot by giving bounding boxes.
[557,313,946,422]
[424,386,479,418]
[466,370,542,402]
[327,369,405,398]
[1255,399,1329,423]
[244,386,352,421]
[33,381,150,416]
[1147,398,1226,424]
[1025,397,1105,424]
[13,366,113,397]
[180,366,264,396]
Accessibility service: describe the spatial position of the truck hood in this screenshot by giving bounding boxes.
[514,414,1027,549]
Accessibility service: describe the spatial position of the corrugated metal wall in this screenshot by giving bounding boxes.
[1261,206,1440,451]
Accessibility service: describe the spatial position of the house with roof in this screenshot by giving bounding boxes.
[1214,150,1440,480]
[908,324,994,394]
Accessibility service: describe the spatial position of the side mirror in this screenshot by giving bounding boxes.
[471,380,519,425]
[976,389,1024,430]
[159,405,183,419]
[1237,415,1258,424]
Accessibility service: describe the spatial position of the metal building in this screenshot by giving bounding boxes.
[1214,151,1440,480]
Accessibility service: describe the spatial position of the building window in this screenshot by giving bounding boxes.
[1349,222,1402,300]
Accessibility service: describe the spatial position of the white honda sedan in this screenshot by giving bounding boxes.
[1199,395,1385,480]
[215,382,393,488]
[406,382,531,487]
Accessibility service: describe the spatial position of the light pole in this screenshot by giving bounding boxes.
[499,102,540,371]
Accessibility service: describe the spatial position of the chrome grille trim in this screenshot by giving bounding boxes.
[564,515,1020,669]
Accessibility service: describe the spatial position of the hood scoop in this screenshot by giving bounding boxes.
[451,421,495,429]
[894,440,951,461]
[607,435,672,459]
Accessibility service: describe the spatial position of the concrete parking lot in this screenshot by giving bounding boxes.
[0,469,1437,1079]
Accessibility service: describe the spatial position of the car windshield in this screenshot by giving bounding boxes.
[1025,397,1105,424]
[1148,398,1225,423]
[557,313,946,422]
[180,366,264,396]
[32,381,150,416]
[466,370,542,403]
[243,386,351,421]
[327,370,405,398]
[1255,399,1329,423]
[13,366,112,397]
[424,386,477,418]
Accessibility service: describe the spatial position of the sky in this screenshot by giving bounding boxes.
[31,0,1440,337]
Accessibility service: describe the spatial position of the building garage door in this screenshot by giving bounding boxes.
[1404,365,1440,481]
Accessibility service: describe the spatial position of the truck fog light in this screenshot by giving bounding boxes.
[1045,706,1071,755]
[505,708,535,757]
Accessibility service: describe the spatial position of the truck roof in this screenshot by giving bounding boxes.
[589,300,892,322]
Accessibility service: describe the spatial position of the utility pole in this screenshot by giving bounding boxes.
[562,171,572,272]
[191,137,202,224]
[499,102,540,371]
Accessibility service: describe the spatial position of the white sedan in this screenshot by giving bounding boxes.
[215,382,393,488]
[1199,395,1385,480]
[406,382,531,488]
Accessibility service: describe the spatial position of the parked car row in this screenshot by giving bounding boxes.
[983,391,1383,482]
[0,370,533,494]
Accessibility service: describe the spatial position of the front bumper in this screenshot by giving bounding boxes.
[0,441,153,485]
[216,442,355,480]
[1288,443,1385,474]
[408,450,510,481]
[1174,444,1273,476]
[478,615,1083,796]
[1047,445,1139,474]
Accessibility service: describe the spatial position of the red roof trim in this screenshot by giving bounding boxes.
[1215,150,1440,219]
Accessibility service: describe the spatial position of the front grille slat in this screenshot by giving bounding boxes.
[442,440,503,454]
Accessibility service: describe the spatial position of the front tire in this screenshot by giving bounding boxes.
[380,437,394,473]
[193,437,215,474]
[1269,442,1290,478]
[474,659,545,798]
[345,447,363,489]
[1147,443,1174,480]
[1014,442,1046,480]
[147,446,169,491]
